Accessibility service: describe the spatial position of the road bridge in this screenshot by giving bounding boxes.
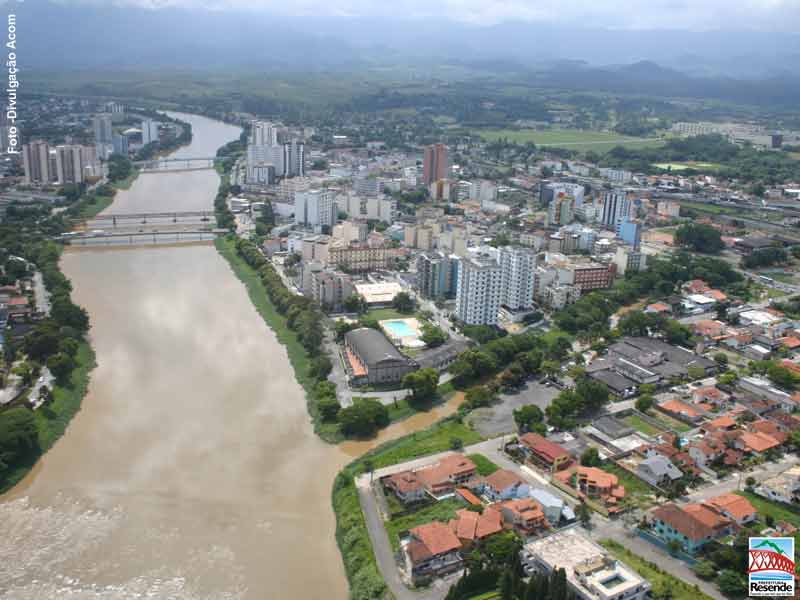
[133,157,221,173]
[87,211,214,227]
[61,229,228,246]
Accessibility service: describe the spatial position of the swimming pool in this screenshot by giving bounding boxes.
[382,319,416,338]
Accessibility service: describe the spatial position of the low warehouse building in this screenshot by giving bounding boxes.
[343,327,417,384]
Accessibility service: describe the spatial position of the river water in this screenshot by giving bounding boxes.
[0,112,460,599]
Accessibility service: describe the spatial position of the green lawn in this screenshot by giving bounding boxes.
[622,414,664,437]
[467,592,499,600]
[365,307,413,322]
[647,410,692,433]
[600,539,715,600]
[472,128,664,153]
[385,498,462,551]
[467,453,500,476]
[736,491,800,529]
[602,463,656,507]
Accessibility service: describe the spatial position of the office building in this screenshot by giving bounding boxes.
[294,189,337,229]
[22,141,51,184]
[103,101,125,122]
[417,251,458,299]
[328,241,391,272]
[498,246,537,311]
[354,176,381,197]
[455,255,501,325]
[600,190,633,234]
[423,143,448,185]
[250,120,282,146]
[617,218,642,249]
[141,119,160,145]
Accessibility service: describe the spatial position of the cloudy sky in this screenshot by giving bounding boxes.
[55,0,800,30]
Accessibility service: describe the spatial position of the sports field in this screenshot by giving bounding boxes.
[472,128,664,153]
[652,161,723,171]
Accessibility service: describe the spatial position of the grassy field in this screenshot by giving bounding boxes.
[736,491,800,529]
[472,128,664,153]
[364,307,413,322]
[215,236,341,442]
[602,463,656,508]
[678,201,738,216]
[600,539,715,600]
[385,498,462,550]
[647,409,692,433]
[622,414,665,437]
[467,453,500,476]
[1,342,97,494]
[652,161,723,171]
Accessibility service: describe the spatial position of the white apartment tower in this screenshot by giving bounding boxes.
[295,189,337,229]
[55,145,88,184]
[22,141,51,184]
[455,255,502,325]
[141,119,160,145]
[499,246,537,311]
[93,114,113,144]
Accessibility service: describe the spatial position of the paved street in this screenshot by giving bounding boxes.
[687,454,800,502]
[32,271,51,315]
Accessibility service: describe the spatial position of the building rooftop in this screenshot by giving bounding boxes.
[344,327,409,366]
[523,529,649,600]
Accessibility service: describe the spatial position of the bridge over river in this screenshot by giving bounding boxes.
[133,156,221,173]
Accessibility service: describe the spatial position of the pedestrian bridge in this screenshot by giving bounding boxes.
[133,157,222,173]
[86,211,214,227]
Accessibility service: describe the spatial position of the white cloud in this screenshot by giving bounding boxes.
[55,0,800,30]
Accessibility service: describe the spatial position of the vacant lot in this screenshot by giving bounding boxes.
[384,498,462,550]
[622,414,665,437]
[469,381,560,437]
[472,128,664,153]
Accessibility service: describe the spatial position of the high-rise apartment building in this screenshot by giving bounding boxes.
[601,190,633,234]
[295,189,337,229]
[417,251,458,299]
[546,192,575,227]
[93,114,113,145]
[22,141,51,184]
[141,119,160,145]
[55,145,92,184]
[498,246,537,310]
[423,143,448,186]
[455,255,502,326]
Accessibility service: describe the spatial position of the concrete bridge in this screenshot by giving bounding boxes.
[86,211,214,228]
[61,228,228,246]
[133,157,222,173]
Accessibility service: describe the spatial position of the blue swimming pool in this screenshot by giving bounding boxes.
[383,320,416,338]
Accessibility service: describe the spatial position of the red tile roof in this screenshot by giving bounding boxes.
[410,522,462,558]
[519,433,570,464]
[483,469,524,493]
[652,503,731,542]
[705,494,756,522]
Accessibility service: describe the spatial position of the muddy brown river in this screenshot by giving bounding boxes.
[0,113,460,599]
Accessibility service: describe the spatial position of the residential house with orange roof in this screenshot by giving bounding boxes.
[692,319,726,339]
[650,502,733,554]
[448,508,503,549]
[692,386,730,409]
[658,398,706,423]
[644,302,671,315]
[480,469,528,502]
[684,279,710,294]
[574,466,626,509]
[384,471,427,504]
[705,493,757,526]
[736,431,781,455]
[704,289,727,302]
[780,338,800,353]
[405,522,463,583]
[497,498,549,535]
[415,454,477,496]
[701,414,737,433]
[519,433,572,472]
[749,420,789,445]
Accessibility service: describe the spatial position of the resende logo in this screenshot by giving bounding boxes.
[748,537,795,597]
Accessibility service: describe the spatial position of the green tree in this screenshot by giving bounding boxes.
[465,386,493,409]
[580,447,601,467]
[635,394,654,412]
[693,560,716,580]
[317,397,340,422]
[46,352,75,384]
[576,502,592,528]
[674,223,724,254]
[402,368,439,404]
[0,407,39,478]
[513,404,544,431]
[392,292,416,314]
[717,570,746,597]
[420,323,447,347]
[337,399,389,437]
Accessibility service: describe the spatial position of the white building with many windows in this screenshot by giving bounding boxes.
[455,255,501,325]
[498,246,537,311]
[295,189,337,230]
